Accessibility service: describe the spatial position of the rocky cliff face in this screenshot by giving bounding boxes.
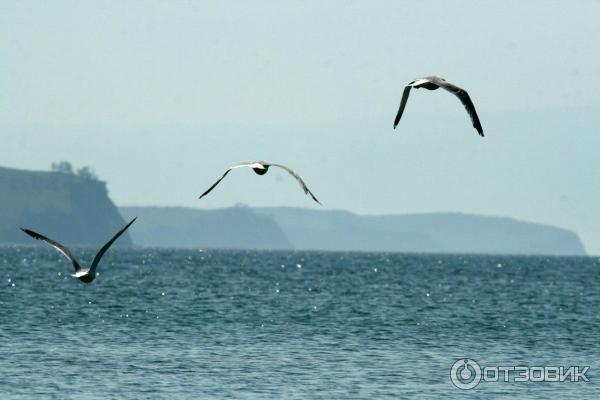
[0,166,132,246]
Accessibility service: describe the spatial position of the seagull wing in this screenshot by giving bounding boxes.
[393,85,412,129]
[198,163,255,199]
[89,217,137,273]
[20,228,82,272]
[436,80,484,136]
[269,163,321,205]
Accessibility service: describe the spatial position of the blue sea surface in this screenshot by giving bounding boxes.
[1,247,599,399]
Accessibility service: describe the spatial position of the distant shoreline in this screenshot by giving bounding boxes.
[120,205,587,256]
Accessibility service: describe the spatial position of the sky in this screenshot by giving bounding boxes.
[1,1,600,253]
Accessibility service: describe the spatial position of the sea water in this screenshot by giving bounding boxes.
[1,247,599,399]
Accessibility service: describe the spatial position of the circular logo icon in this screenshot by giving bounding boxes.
[450,358,482,390]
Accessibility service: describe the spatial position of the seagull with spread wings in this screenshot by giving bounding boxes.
[198,161,321,205]
[393,76,484,136]
[21,218,137,283]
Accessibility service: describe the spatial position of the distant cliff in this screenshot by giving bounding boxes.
[2,164,585,255]
[0,166,132,246]
[119,206,292,250]
[255,207,587,256]
[119,205,586,256]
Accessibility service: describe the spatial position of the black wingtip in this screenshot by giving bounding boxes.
[122,217,137,230]
[21,228,39,240]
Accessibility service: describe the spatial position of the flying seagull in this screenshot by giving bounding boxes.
[21,218,137,283]
[393,76,484,136]
[198,161,321,204]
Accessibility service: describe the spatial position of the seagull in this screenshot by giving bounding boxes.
[394,76,484,136]
[198,161,321,204]
[20,218,137,283]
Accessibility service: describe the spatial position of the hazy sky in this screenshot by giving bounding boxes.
[1,1,600,253]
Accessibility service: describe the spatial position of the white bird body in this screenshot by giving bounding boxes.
[72,269,96,283]
[244,163,266,170]
[408,78,436,88]
[72,270,90,278]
